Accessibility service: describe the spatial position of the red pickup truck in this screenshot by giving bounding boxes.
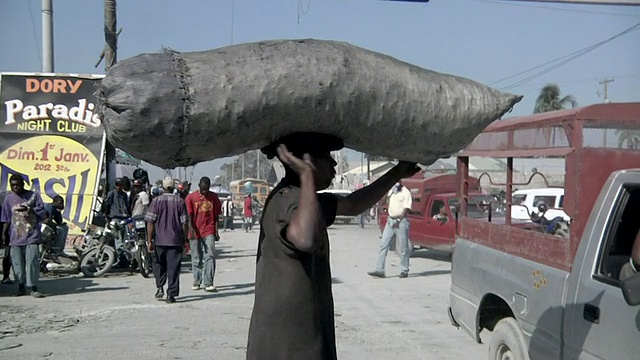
[378,173,497,253]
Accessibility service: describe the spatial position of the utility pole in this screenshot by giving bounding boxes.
[599,78,615,103]
[41,0,54,72]
[97,0,119,191]
[337,150,342,189]
[241,154,245,179]
[256,150,260,179]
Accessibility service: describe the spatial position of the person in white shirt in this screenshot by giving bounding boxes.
[368,181,413,278]
[432,204,448,222]
[130,180,151,217]
[221,196,235,231]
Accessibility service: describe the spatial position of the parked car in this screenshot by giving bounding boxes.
[511,187,569,222]
[378,174,509,253]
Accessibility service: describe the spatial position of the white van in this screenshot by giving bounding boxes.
[511,188,570,221]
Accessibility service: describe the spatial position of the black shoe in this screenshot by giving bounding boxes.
[399,272,409,278]
[15,285,26,297]
[367,271,385,278]
[2,277,14,285]
[166,295,176,304]
[46,254,62,264]
[155,288,164,299]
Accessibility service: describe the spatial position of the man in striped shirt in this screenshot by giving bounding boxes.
[145,176,189,304]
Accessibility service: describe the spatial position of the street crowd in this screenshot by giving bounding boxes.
[0,172,260,300]
[1,132,421,360]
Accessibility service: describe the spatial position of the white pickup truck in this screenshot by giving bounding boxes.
[449,169,640,359]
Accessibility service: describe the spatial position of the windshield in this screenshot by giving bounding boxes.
[512,194,526,205]
[448,195,504,219]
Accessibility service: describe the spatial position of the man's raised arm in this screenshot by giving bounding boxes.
[337,162,419,216]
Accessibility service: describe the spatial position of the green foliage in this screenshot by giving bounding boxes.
[533,84,578,114]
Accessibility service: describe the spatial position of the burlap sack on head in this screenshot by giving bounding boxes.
[96,39,522,168]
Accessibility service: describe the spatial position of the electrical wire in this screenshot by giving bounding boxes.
[473,0,640,17]
[492,21,640,85]
[494,21,640,89]
[297,0,312,24]
[508,73,640,89]
[27,0,42,64]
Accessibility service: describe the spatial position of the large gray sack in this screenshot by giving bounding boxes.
[96,39,522,168]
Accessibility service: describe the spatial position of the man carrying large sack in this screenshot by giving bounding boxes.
[246,132,419,360]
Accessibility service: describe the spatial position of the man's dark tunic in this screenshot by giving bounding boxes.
[247,183,338,360]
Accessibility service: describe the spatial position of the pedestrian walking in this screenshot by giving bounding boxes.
[246,132,418,360]
[222,196,235,231]
[0,191,13,285]
[185,177,222,292]
[145,176,189,304]
[0,174,47,298]
[368,181,413,278]
[243,193,254,232]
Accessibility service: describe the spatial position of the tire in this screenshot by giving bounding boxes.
[80,247,116,278]
[488,317,530,360]
[138,247,151,278]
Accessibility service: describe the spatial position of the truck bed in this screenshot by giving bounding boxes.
[450,238,570,359]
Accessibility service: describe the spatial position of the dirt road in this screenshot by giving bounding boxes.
[0,224,487,359]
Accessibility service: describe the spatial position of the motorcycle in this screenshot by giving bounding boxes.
[80,215,151,278]
[39,222,79,274]
[529,203,570,238]
[73,210,107,261]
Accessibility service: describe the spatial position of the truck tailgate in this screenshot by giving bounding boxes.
[450,238,570,358]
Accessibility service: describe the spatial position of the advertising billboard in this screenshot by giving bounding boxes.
[0,73,106,236]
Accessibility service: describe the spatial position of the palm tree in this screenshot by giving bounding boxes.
[615,129,640,149]
[533,84,578,114]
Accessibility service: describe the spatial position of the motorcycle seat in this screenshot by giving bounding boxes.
[131,215,146,221]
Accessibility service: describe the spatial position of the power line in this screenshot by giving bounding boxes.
[473,0,640,17]
[507,73,640,89]
[27,0,42,64]
[495,21,640,89]
[492,21,640,86]
[297,0,311,24]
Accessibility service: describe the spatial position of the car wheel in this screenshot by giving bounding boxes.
[488,317,529,360]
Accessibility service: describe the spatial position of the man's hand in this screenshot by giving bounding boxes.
[147,240,154,252]
[276,144,315,175]
[0,233,6,245]
[390,161,421,179]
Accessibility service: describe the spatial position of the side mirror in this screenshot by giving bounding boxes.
[621,272,640,306]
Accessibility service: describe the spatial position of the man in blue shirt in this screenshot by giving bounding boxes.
[145,176,189,303]
[44,195,68,257]
[0,174,46,298]
[102,178,129,220]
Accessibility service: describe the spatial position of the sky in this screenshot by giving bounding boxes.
[1,0,639,182]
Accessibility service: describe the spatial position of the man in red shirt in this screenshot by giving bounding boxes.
[185,177,221,292]
[243,193,254,232]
